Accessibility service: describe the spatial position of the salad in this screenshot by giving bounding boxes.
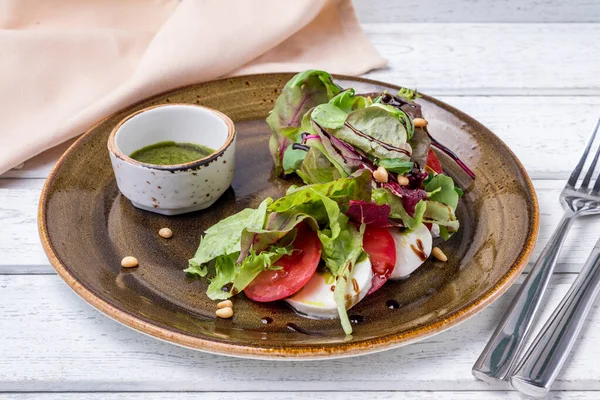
[186,70,474,335]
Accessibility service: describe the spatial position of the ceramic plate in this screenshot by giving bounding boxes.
[39,74,539,359]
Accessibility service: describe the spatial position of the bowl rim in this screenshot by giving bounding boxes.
[107,103,236,171]
[39,73,540,359]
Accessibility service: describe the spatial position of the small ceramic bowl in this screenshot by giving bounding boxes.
[107,104,236,215]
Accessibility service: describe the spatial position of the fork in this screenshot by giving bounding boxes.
[472,119,600,383]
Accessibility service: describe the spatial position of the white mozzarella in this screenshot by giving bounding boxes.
[285,256,373,319]
[388,223,432,280]
[431,223,440,238]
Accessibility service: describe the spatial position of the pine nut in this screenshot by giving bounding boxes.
[217,300,233,309]
[216,307,233,319]
[121,256,138,268]
[413,118,428,127]
[432,247,448,262]
[397,176,410,186]
[373,166,389,183]
[158,227,173,239]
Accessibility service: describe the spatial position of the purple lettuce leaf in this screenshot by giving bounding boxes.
[345,200,392,227]
[383,182,428,217]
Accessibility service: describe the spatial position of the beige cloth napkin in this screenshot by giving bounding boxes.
[0,0,386,174]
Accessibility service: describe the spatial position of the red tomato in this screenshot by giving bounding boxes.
[244,224,322,302]
[362,226,397,295]
[426,149,443,174]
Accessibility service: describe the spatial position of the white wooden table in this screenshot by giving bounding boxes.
[1,1,600,399]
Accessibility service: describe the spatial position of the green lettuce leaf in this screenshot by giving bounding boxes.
[231,246,293,294]
[329,88,372,113]
[423,200,459,239]
[372,188,426,230]
[329,223,365,335]
[424,174,459,210]
[408,127,431,168]
[282,146,307,174]
[397,87,421,101]
[331,105,412,161]
[186,198,271,275]
[205,253,237,300]
[369,103,414,139]
[268,170,372,218]
[237,211,317,262]
[311,103,348,129]
[296,108,352,178]
[311,89,372,129]
[377,159,414,174]
[267,70,341,175]
[309,120,356,176]
[206,245,293,300]
[297,146,343,184]
[309,189,365,335]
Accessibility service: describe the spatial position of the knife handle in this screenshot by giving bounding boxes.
[472,214,577,382]
[511,241,600,397]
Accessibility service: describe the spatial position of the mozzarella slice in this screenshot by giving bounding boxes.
[430,223,440,238]
[285,256,373,319]
[388,223,432,280]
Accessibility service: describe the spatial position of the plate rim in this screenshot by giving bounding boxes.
[38,73,540,359]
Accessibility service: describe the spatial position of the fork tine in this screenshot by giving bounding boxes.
[581,125,600,190]
[592,171,600,194]
[567,119,600,188]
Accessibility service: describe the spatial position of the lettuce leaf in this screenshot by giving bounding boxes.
[383,182,428,216]
[268,169,372,218]
[205,253,237,300]
[186,198,272,275]
[369,103,414,140]
[206,245,293,300]
[421,174,461,238]
[237,211,317,262]
[424,174,459,210]
[372,188,426,230]
[309,190,365,335]
[377,159,414,174]
[408,127,431,169]
[231,246,293,295]
[423,200,460,239]
[311,103,348,129]
[282,146,307,174]
[297,146,343,184]
[267,70,341,175]
[329,88,372,113]
[345,200,392,227]
[311,89,372,129]
[397,87,421,101]
[311,121,361,175]
[331,106,412,161]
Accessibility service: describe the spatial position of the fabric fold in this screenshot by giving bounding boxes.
[0,0,386,174]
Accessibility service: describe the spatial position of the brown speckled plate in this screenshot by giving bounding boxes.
[39,74,539,359]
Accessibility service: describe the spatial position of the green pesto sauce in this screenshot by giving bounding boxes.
[130,141,215,165]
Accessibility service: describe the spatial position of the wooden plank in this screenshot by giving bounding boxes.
[3,96,599,180]
[0,178,596,273]
[4,392,600,399]
[0,274,598,392]
[363,24,600,93]
[354,0,600,23]
[1,23,599,179]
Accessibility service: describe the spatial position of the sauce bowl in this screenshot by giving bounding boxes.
[107,104,236,215]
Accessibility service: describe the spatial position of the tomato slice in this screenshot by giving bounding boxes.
[244,223,322,302]
[426,148,443,174]
[362,226,396,295]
